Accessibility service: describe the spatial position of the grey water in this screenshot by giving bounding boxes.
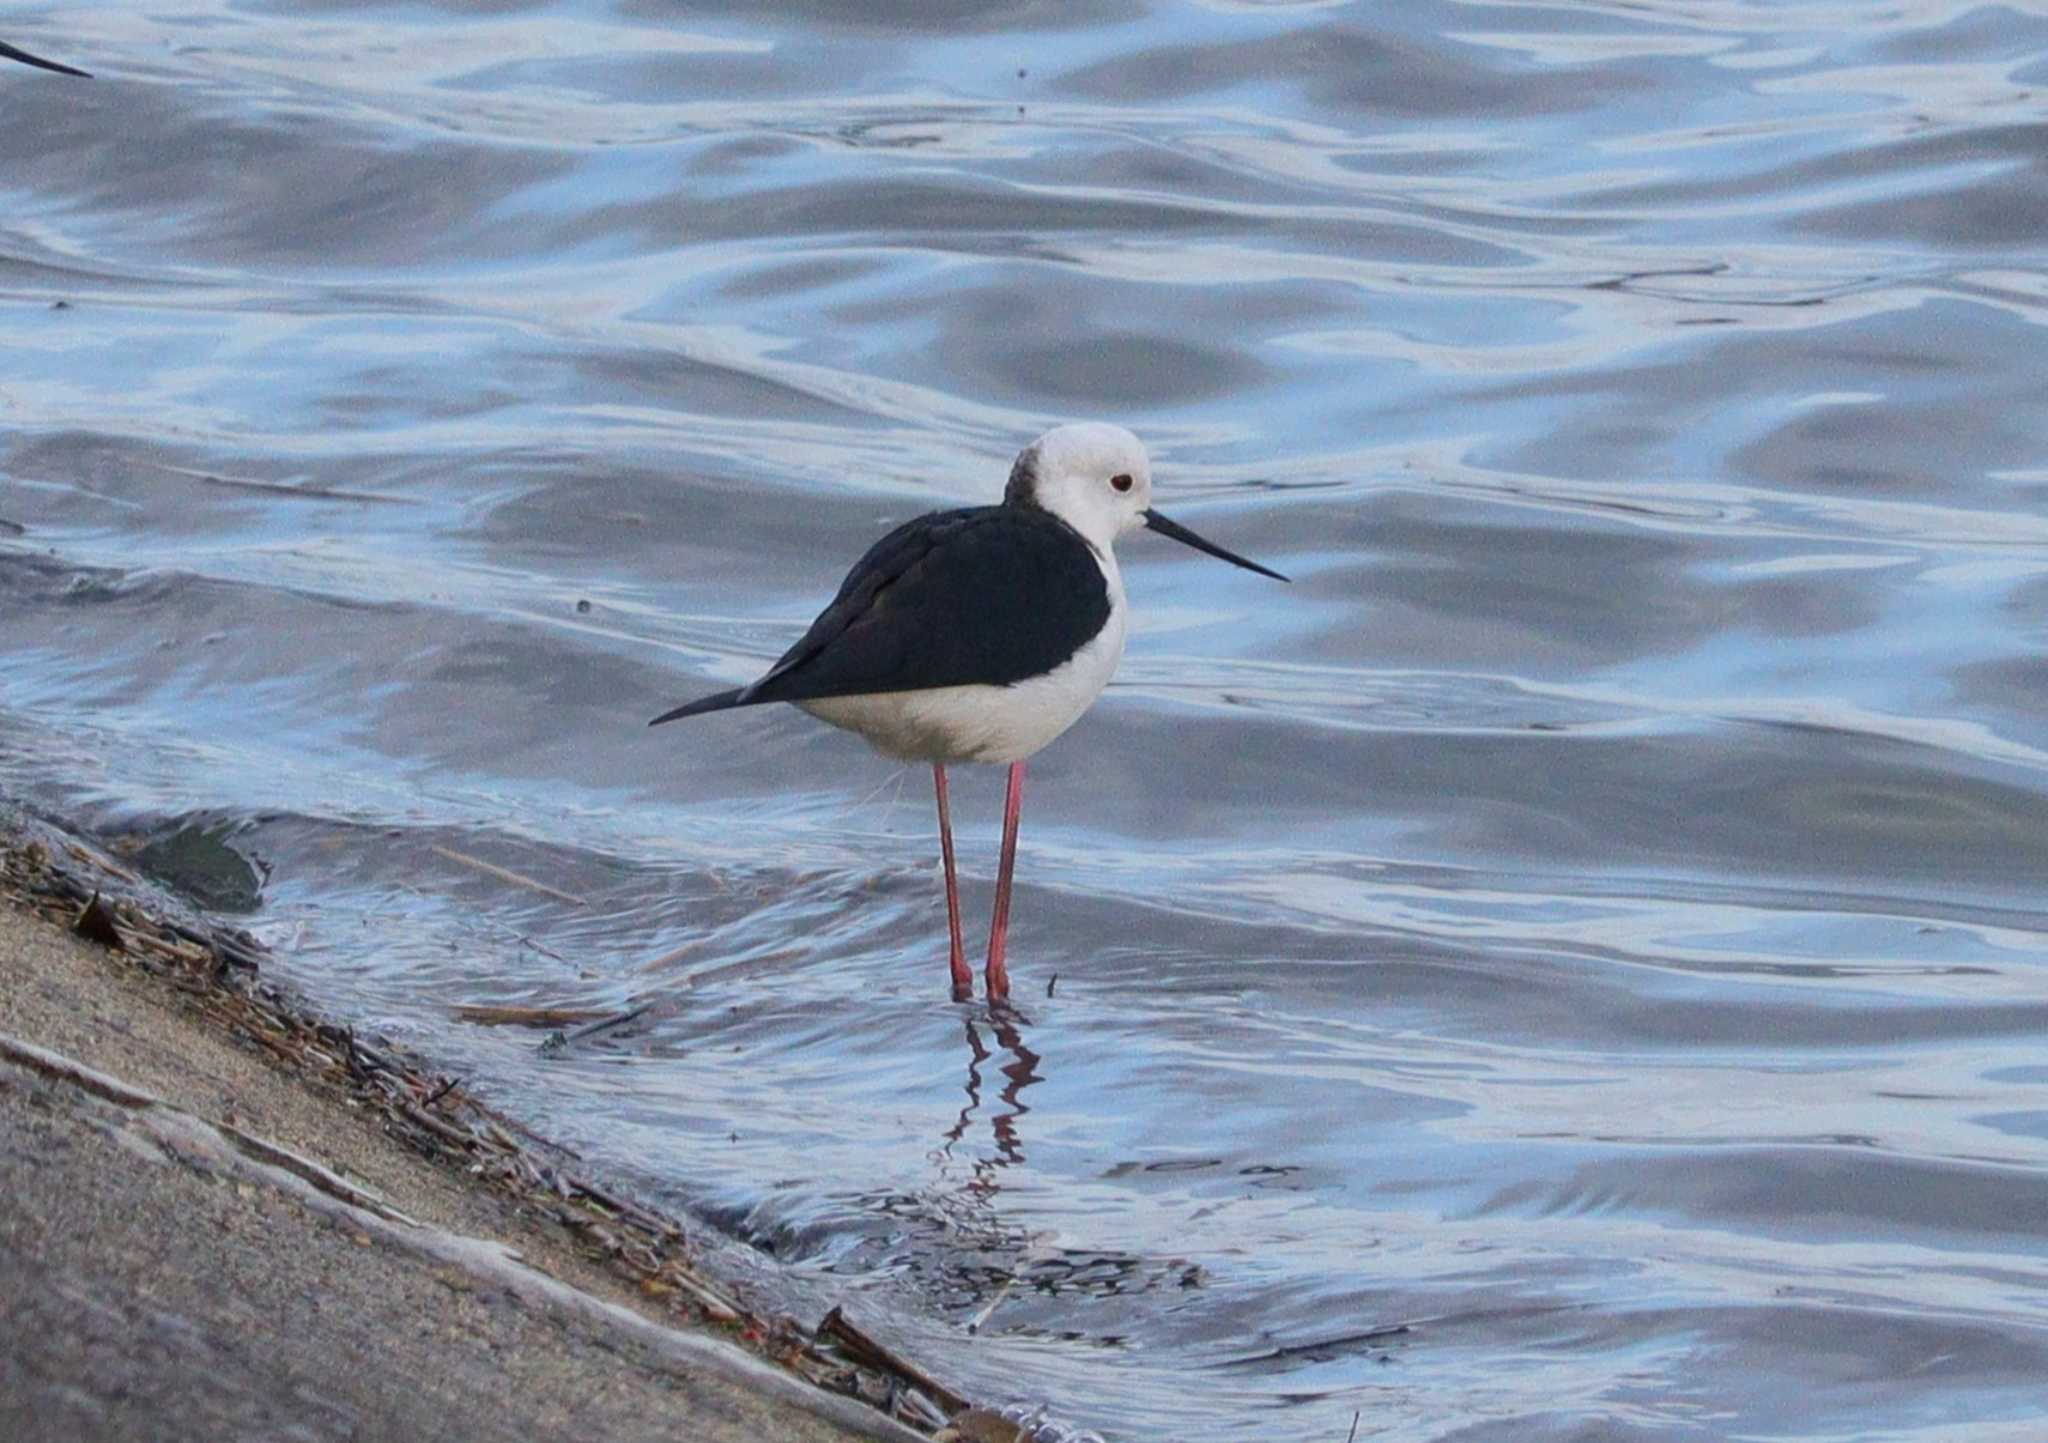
[5,3,2048,1438]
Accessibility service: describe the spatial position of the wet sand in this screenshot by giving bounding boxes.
[0,815,949,1443]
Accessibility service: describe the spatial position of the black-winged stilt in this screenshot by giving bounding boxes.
[1,40,90,77]
[651,422,1286,1001]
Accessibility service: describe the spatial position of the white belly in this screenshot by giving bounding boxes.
[800,601,1128,764]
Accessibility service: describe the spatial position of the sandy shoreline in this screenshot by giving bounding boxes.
[0,804,1003,1443]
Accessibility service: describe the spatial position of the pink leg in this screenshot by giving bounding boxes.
[985,761,1026,1002]
[932,764,970,998]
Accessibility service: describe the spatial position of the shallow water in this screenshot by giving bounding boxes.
[5,3,2048,1438]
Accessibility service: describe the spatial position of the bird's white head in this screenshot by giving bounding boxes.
[1003,422,1292,582]
[1004,422,1153,553]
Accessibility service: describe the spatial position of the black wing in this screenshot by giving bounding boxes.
[650,505,1111,725]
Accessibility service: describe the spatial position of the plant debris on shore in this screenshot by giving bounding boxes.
[0,812,1024,1443]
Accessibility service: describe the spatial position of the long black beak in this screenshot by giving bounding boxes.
[1143,508,1288,582]
[0,40,91,77]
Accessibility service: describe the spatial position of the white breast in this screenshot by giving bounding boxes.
[800,551,1129,765]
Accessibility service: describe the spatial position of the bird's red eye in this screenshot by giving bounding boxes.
[1111,473,1134,492]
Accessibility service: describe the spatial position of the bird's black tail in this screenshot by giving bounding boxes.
[648,686,751,726]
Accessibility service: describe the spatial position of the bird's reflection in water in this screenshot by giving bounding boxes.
[935,1009,1042,1205]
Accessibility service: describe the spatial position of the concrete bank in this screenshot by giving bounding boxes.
[0,815,1006,1443]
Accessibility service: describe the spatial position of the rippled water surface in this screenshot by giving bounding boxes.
[7,3,2048,1438]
